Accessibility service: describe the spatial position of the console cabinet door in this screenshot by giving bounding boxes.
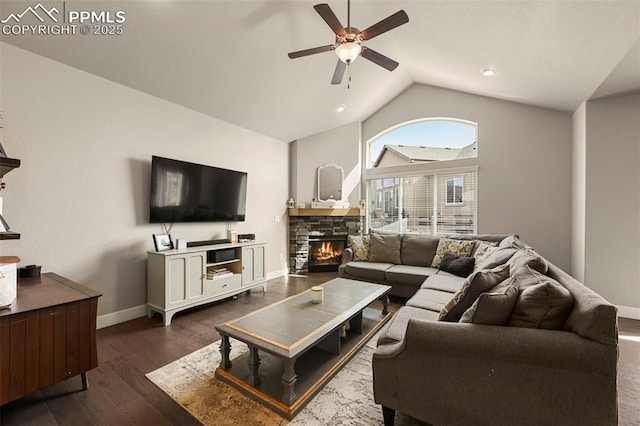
[168,253,205,307]
[241,245,265,286]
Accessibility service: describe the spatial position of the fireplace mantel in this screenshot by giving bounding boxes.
[288,207,362,217]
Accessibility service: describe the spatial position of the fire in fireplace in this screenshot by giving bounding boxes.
[308,236,347,272]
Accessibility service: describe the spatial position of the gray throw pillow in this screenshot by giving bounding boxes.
[368,233,401,264]
[438,263,511,322]
[507,265,574,330]
[439,253,475,277]
[507,248,548,275]
[460,278,519,325]
[475,247,517,271]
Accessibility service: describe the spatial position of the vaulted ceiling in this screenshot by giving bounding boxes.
[2,0,639,142]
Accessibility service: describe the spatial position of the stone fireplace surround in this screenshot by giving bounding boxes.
[288,209,363,274]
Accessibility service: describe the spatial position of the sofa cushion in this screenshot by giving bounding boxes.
[401,234,440,266]
[507,248,549,275]
[421,274,466,293]
[431,238,476,268]
[475,247,517,271]
[508,265,574,330]
[459,279,519,325]
[376,306,440,346]
[438,264,511,322]
[473,242,499,271]
[347,235,370,261]
[369,233,402,264]
[343,261,394,282]
[439,253,475,277]
[406,289,453,312]
[385,265,439,287]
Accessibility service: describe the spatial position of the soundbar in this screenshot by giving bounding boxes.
[187,238,231,248]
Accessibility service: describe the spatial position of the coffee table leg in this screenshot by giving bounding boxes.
[219,334,232,370]
[248,346,261,387]
[281,359,297,404]
[382,294,390,315]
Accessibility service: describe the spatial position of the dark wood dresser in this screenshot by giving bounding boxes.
[0,273,101,405]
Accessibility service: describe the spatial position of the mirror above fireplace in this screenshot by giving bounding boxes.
[317,163,344,202]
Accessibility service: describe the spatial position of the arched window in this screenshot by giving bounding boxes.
[364,118,478,236]
[367,118,477,169]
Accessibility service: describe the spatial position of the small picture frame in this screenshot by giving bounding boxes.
[0,214,8,232]
[0,141,7,158]
[153,233,174,252]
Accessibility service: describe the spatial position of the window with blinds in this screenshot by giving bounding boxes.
[365,169,477,235]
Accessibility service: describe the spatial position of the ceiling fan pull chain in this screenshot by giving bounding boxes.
[347,62,352,89]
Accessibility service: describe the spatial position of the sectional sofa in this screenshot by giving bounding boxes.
[339,232,619,426]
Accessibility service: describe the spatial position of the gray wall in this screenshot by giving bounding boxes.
[0,43,290,320]
[362,84,573,271]
[582,92,640,314]
[291,122,361,207]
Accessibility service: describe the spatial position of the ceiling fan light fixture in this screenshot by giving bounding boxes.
[335,41,362,63]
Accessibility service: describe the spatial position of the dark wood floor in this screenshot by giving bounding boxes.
[1,272,639,425]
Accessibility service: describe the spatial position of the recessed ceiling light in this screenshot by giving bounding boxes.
[481,68,495,77]
[336,104,346,113]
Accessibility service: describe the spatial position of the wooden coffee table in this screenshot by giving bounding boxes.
[215,278,391,419]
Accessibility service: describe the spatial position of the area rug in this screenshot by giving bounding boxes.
[146,335,423,425]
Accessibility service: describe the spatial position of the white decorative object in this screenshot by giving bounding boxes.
[311,286,324,304]
[317,163,344,203]
[176,238,188,249]
[0,259,18,308]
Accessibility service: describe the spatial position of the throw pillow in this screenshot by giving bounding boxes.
[475,247,517,271]
[438,263,511,322]
[368,232,401,264]
[439,253,475,277]
[473,242,499,271]
[507,265,575,330]
[498,235,527,249]
[431,238,476,268]
[347,235,370,261]
[460,278,519,325]
[507,248,548,275]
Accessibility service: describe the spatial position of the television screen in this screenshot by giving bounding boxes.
[149,156,247,223]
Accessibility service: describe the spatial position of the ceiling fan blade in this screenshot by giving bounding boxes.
[314,4,346,36]
[359,10,409,41]
[331,60,347,85]
[361,47,399,71]
[288,44,335,59]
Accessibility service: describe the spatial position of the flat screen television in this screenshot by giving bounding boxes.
[149,156,247,223]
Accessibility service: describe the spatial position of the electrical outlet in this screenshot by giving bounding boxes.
[279,252,284,260]
[274,215,281,223]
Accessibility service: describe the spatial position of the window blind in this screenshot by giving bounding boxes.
[365,170,477,236]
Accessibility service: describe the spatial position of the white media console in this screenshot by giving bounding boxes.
[147,241,266,325]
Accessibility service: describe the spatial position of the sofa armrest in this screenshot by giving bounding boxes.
[373,318,618,426]
[341,247,353,264]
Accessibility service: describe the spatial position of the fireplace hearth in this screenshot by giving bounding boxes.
[308,236,347,272]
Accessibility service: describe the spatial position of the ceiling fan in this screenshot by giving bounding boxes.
[288,1,409,85]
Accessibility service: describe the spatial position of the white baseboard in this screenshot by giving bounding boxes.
[266,268,287,280]
[617,305,640,320]
[97,304,147,329]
